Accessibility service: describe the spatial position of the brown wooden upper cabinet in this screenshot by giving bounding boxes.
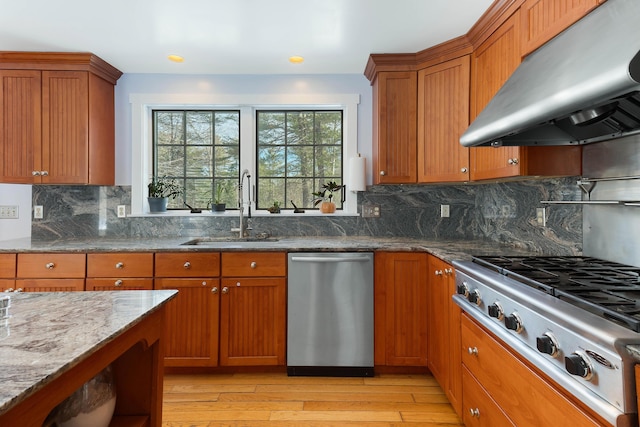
[520,0,602,56]
[0,52,122,185]
[371,71,417,184]
[418,56,470,182]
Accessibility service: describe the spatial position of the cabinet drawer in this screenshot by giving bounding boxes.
[87,253,153,277]
[17,253,86,278]
[0,279,16,291]
[462,366,515,427]
[461,314,602,426]
[222,252,286,277]
[0,254,17,278]
[86,278,153,291]
[155,252,220,277]
[15,278,84,291]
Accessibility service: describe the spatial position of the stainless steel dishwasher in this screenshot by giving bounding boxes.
[287,252,374,376]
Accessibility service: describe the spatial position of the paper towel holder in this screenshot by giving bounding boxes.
[348,154,366,192]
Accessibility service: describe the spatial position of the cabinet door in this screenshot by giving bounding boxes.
[372,71,417,184]
[41,71,89,184]
[462,367,515,427]
[418,56,470,182]
[219,277,286,366]
[427,257,449,388]
[521,0,600,56]
[0,254,16,278]
[155,278,220,367]
[374,252,428,366]
[14,279,84,292]
[86,278,153,291]
[470,11,523,181]
[0,70,41,183]
[445,265,463,417]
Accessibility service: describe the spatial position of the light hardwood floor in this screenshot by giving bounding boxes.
[162,372,463,427]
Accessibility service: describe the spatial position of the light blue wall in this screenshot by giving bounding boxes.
[114,73,374,185]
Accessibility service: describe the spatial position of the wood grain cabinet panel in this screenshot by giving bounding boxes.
[427,256,462,416]
[86,278,153,291]
[87,253,153,277]
[219,277,286,366]
[0,253,16,278]
[155,277,220,367]
[17,253,86,278]
[374,252,428,366]
[372,71,418,184]
[0,52,121,184]
[462,367,515,427]
[418,56,470,183]
[521,0,601,56]
[13,278,84,292]
[221,252,286,277]
[461,314,604,426]
[155,252,220,277]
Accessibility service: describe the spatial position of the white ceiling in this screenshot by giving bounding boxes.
[0,0,493,75]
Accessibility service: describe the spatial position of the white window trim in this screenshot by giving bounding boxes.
[130,93,360,216]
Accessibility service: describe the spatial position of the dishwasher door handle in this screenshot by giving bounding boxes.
[290,256,371,263]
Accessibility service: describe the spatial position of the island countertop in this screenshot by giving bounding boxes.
[0,290,177,420]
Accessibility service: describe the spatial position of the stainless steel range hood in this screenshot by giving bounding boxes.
[460,0,640,148]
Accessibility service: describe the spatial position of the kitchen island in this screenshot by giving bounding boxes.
[0,290,177,427]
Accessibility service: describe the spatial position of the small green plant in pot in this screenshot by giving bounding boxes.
[147,176,183,213]
[210,183,227,212]
[267,201,281,214]
[312,181,344,213]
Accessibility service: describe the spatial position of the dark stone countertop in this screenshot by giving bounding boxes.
[0,236,550,264]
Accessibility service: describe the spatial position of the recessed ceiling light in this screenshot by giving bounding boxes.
[289,56,304,64]
[168,54,184,63]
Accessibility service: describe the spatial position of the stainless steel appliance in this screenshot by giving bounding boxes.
[287,252,374,376]
[454,256,640,426]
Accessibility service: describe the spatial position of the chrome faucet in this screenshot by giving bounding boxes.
[232,169,251,238]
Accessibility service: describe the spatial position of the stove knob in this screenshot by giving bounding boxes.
[468,289,482,306]
[565,352,593,380]
[487,301,504,320]
[456,281,469,297]
[504,312,523,333]
[536,332,559,357]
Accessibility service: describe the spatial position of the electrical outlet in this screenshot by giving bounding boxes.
[536,207,546,226]
[34,205,43,219]
[0,205,18,219]
[440,204,450,218]
[361,204,381,218]
[117,205,126,218]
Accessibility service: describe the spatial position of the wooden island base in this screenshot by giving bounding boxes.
[0,307,166,427]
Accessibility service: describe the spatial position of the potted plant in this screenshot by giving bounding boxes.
[267,201,281,214]
[312,181,344,214]
[210,183,227,212]
[147,176,183,213]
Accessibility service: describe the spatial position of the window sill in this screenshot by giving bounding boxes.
[127,210,360,218]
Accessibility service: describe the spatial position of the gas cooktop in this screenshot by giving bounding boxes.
[472,256,640,332]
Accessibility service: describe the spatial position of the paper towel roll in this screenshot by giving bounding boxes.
[348,156,366,192]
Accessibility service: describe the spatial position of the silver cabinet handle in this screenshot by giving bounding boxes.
[222,287,229,294]
[250,261,257,269]
[444,268,453,275]
[469,408,480,418]
[114,280,123,287]
[4,288,13,293]
[379,170,386,176]
[15,288,23,293]
[183,261,191,269]
[45,262,55,269]
[32,171,41,176]
[41,171,49,176]
[508,158,519,165]
[460,167,468,173]
[201,281,207,286]
[434,270,443,276]
[115,262,124,269]
[212,287,218,294]
[468,347,478,356]
[290,256,371,263]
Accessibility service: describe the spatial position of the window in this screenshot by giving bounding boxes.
[153,110,240,209]
[131,93,360,216]
[256,110,343,210]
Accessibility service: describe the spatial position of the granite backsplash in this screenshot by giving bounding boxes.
[32,177,583,254]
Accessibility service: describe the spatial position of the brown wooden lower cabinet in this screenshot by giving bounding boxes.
[86,278,153,291]
[14,278,84,292]
[462,366,514,427]
[374,252,428,366]
[155,278,220,367]
[219,277,286,366]
[461,313,605,426]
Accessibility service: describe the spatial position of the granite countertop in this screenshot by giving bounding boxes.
[0,290,177,416]
[0,236,545,264]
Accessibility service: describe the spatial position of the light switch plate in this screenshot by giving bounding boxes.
[440,204,450,218]
[0,205,18,219]
[117,205,126,218]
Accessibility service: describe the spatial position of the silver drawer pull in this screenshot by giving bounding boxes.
[250,262,257,269]
[115,262,124,269]
[467,347,478,356]
[114,280,123,287]
[469,408,480,418]
[45,262,55,269]
[183,261,191,269]
[212,287,218,294]
[222,287,229,294]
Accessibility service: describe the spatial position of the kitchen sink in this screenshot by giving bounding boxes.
[181,236,279,245]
